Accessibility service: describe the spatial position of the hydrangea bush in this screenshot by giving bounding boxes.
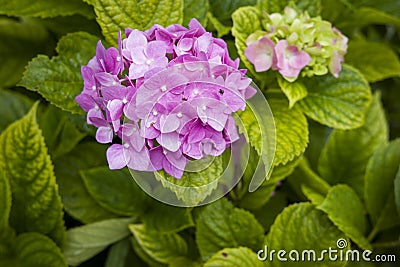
[1,0,400,267]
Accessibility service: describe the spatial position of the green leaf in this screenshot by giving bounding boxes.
[287,158,331,205]
[93,0,183,46]
[129,224,188,264]
[317,185,371,250]
[298,65,372,130]
[105,238,131,267]
[38,105,86,159]
[54,142,119,224]
[337,7,400,30]
[155,155,222,206]
[238,155,300,210]
[365,139,400,227]
[204,247,263,267]
[0,168,15,258]
[142,201,194,233]
[81,167,147,216]
[10,233,67,267]
[207,12,232,38]
[270,95,309,166]
[0,102,65,247]
[19,32,99,114]
[395,167,400,217]
[318,93,388,198]
[209,0,256,26]
[0,89,33,133]
[232,7,264,79]
[195,198,264,261]
[266,203,348,266]
[63,217,135,266]
[130,236,167,267]
[0,0,94,18]
[304,121,332,170]
[0,18,50,88]
[0,169,10,230]
[183,0,209,26]
[278,77,308,108]
[346,40,400,82]
[264,0,322,17]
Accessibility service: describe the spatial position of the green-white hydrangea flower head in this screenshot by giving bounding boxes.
[245,7,348,82]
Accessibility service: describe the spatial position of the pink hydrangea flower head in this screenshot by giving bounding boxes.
[75,19,256,179]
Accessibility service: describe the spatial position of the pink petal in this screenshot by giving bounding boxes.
[157,132,181,152]
[96,126,113,143]
[106,144,128,169]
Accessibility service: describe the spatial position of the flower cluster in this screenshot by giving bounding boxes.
[244,7,348,81]
[75,19,256,178]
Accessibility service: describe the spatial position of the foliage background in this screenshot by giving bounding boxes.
[0,0,400,266]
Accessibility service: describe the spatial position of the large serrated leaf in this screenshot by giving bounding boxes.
[365,139,400,230]
[92,0,183,46]
[0,0,95,19]
[265,203,348,267]
[9,233,68,267]
[278,77,308,109]
[346,40,400,82]
[63,217,135,266]
[0,169,10,229]
[129,224,188,264]
[298,65,372,130]
[318,93,388,198]
[19,32,99,114]
[54,142,119,224]
[204,247,263,267]
[317,185,371,250]
[195,198,264,261]
[0,102,65,247]
[270,96,309,166]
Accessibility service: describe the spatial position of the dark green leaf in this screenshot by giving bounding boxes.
[195,198,264,261]
[209,0,256,26]
[12,233,67,267]
[0,89,33,133]
[365,139,400,228]
[299,65,372,130]
[64,217,135,266]
[0,102,65,246]
[183,0,209,26]
[263,0,322,17]
[129,224,188,264]
[38,104,86,159]
[0,0,94,19]
[54,142,119,223]
[105,238,131,267]
[395,167,400,217]
[81,167,147,216]
[346,40,400,82]
[142,201,194,233]
[20,32,99,114]
[287,158,330,205]
[0,18,50,88]
[318,93,388,198]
